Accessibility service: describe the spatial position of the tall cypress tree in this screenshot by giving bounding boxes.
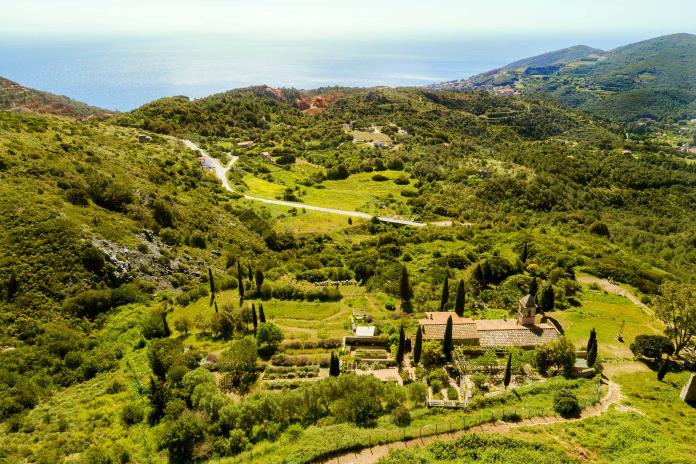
[329,352,340,376]
[237,261,245,301]
[443,315,453,362]
[399,265,412,313]
[539,285,554,312]
[259,303,266,323]
[255,269,264,293]
[252,303,258,332]
[161,312,170,338]
[413,326,423,366]
[439,276,450,311]
[586,328,597,353]
[396,325,405,366]
[208,268,218,313]
[503,353,512,390]
[455,279,466,317]
[248,263,253,281]
[587,339,598,368]
[529,278,539,300]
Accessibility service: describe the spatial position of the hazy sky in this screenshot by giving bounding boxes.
[2,0,694,40]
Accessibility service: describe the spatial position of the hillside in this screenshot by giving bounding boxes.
[1,84,695,463]
[433,33,696,122]
[0,76,110,118]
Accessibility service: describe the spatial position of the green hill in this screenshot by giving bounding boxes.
[1,81,695,463]
[0,76,110,118]
[437,33,696,122]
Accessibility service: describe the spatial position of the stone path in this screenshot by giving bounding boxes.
[312,378,621,464]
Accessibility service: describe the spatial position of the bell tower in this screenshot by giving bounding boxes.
[517,294,537,325]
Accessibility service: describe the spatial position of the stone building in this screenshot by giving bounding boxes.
[418,294,560,349]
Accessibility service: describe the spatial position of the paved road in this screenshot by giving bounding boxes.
[182,139,428,227]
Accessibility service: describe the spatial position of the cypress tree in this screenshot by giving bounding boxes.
[587,339,598,367]
[208,268,217,313]
[399,265,412,313]
[529,278,539,299]
[259,303,266,323]
[161,312,170,338]
[396,325,405,366]
[248,263,253,281]
[413,326,423,365]
[329,352,340,376]
[455,279,466,317]
[539,285,554,312]
[657,357,670,381]
[443,315,453,362]
[586,328,597,354]
[503,353,512,390]
[521,240,529,263]
[255,269,264,292]
[439,276,449,311]
[252,304,258,332]
[237,261,245,301]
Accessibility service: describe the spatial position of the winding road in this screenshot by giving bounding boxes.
[182,140,428,227]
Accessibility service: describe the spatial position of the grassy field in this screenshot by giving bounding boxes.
[508,368,696,463]
[242,166,415,217]
[549,286,663,359]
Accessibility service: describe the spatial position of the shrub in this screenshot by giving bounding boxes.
[471,373,488,390]
[553,389,580,417]
[372,174,389,181]
[589,221,610,237]
[446,386,459,401]
[62,289,112,318]
[391,406,411,427]
[121,402,143,426]
[501,411,522,422]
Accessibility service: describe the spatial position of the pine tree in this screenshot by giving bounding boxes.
[587,339,598,367]
[439,276,449,311]
[413,326,423,365]
[657,358,670,381]
[237,261,245,301]
[539,284,555,312]
[586,328,597,353]
[396,325,405,366]
[259,303,266,323]
[399,265,413,313]
[252,304,258,332]
[455,279,466,317]
[443,315,453,362]
[329,352,340,376]
[503,353,512,390]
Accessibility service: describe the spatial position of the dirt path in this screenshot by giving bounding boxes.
[577,275,650,312]
[314,379,621,464]
[182,139,429,227]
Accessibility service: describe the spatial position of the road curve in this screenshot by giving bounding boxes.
[182,139,427,227]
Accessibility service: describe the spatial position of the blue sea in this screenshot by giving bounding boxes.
[0,34,637,112]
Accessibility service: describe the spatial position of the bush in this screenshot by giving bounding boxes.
[589,221,610,237]
[471,373,488,390]
[446,386,459,401]
[630,335,675,360]
[553,389,580,417]
[62,288,112,318]
[121,402,143,426]
[391,406,411,427]
[372,174,389,181]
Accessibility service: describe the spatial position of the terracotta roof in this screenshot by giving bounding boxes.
[475,319,559,348]
[418,311,560,348]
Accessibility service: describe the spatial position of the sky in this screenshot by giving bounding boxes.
[1,0,695,41]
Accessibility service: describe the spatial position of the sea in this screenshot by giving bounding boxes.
[0,34,637,112]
